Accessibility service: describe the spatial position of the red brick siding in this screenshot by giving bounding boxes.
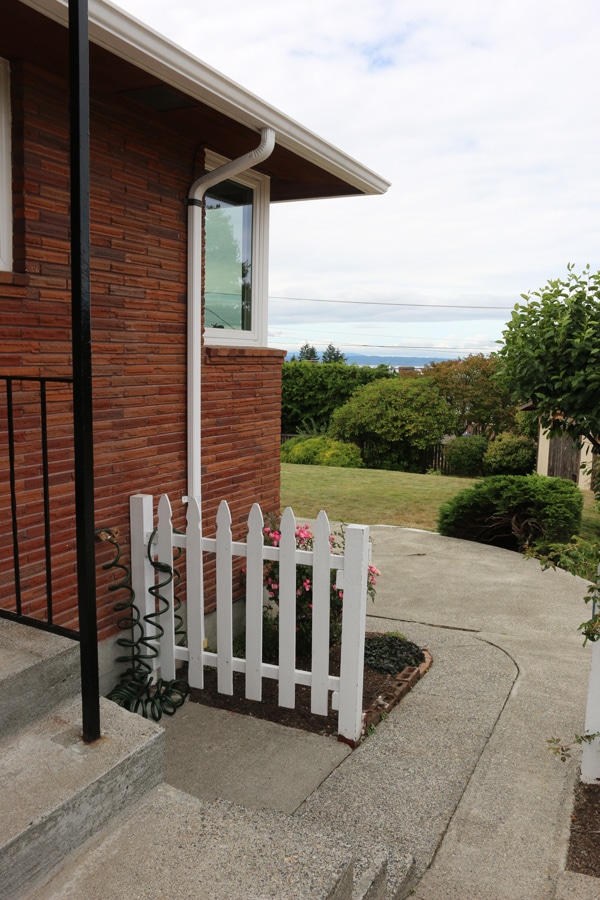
[0,61,284,638]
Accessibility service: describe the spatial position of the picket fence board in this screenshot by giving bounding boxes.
[278,506,298,709]
[186,496,204,689]
[157,494,176,683]
[311,510,332,716]
[245,503,265,702]
[129,494,160,679]
[216,500,234,696]
[132,493,369,743]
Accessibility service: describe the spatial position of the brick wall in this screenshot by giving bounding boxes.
[0,61,284,639]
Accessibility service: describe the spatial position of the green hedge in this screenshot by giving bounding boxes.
[280,435,364,468]
[483,432,537,476]
[437,475,583,550]
[444,435,489,476]
[281,361,394,434]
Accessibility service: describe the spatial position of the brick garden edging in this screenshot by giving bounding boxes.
[361,649,433,738]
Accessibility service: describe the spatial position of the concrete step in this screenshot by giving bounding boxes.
[0,619,80,736]
[0,696,164,899]
[29,784,361,900]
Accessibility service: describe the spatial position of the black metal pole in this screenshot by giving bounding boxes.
[69,0,100,741]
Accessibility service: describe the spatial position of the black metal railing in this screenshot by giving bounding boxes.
[0,375,80,640]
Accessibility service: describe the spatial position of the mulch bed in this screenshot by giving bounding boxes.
[187,635,432,746]
[567,781,600,878]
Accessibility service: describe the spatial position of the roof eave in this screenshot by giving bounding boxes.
[19,0,391,198]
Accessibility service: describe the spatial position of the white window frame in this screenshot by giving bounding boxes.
[0,58,11,271]
[203,150,269,347]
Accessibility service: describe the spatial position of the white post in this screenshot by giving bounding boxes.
[157,494,176,682]
[311,510,331,716]
[186,496,205,689]
[245,503,265,701]
[129,493,160,679]
[278,506,297,708]
[216,500,233,695]
[582,640,600,782]
[337,524,369,745]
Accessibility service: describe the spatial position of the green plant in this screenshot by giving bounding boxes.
[547,733,600,761]
[330,376,455,471]
[444,435,489,477]
[437,475,583,551]
[364,633,424,674]
[258,517,380,658]
[497,264,600,456]
[483,432,537,476]
[281,361,394,434]
[528,535,600,580]
[423,353,516,436]
[280,435,364,468]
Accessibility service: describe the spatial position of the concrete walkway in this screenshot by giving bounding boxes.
[164,527,597,898]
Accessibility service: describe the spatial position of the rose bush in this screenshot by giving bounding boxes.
[259,517,379,659]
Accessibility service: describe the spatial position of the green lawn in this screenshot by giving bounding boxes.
[281,463,600,539]
[280,463,476,531]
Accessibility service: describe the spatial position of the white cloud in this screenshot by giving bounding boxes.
[113,0,600,357]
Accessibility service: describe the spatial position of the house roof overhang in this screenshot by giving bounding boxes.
[9,0,390,202]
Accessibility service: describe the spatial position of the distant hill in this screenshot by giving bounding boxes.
[284,353,452,367]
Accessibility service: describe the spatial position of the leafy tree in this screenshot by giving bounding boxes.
[497,265,600,454]
[330,376,455,470]
[321,343,347,364]
[423,354,515,437]
[281,362,394,434]
[298,342,319,362]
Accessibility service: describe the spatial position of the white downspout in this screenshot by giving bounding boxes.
[186,127,275,501]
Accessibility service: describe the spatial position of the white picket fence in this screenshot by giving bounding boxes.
[129,493,370,744]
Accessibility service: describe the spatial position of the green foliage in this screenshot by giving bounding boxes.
[280,435,364,468]
[527,535,600,580]
[330,376,455,471]
[483,432,537,476]
[497,264,600,455]
[258,519,379,658]
[514,409,539,441]
[437,475,583,551]
[298,342,319,361]
[281,361,394,434]
[423,354,516,436]
[364,633,424,674]
[444,435,489,477]
[321,343,347,363]
[547,732,600,761]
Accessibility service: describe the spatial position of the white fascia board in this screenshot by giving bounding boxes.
[18,0,390,197]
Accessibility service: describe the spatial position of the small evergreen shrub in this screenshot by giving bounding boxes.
[444,435,489,477]
[483,432,537,476]
[437,475,583,550]
[280,435,363,468]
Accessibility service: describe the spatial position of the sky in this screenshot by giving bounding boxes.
[113,0,600,360]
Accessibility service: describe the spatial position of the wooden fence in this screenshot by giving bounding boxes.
[130,493,370,744]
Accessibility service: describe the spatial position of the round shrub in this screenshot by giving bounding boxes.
[444,435,489,477]
[437,474,583,551]
[483,432,537,476]
[330,376,454,471]
[280,435,363,468]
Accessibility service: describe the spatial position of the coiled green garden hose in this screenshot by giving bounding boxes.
[99,527,189,720]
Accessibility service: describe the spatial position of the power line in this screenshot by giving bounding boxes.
[275,327,494,344]
[269,294,514,310]
[274,338,499,352]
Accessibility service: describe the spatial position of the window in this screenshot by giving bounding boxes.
[0,58,11,271]
[203,151,269,346]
